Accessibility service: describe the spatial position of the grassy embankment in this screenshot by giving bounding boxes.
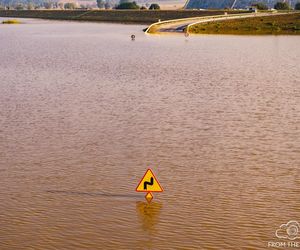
[188,12,300,35]
[0,10,248,24]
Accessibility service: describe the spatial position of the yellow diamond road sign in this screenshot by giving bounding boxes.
[136,169,163,192]
[145,192,153,203]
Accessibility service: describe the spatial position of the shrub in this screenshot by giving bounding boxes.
[252,2,268,10]
[116,1,139,9]
[274,1,290,9]
[149,3,160,9]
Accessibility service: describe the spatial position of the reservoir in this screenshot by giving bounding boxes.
[0,18,299,249]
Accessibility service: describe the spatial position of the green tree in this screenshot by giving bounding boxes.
[43,2,53,9]
[149,3,160,9]
[116,1,139,9]
[104,0,112,9]
[274,1,290,9]
[295,2,300,9]
[27,2,35,9]
[15,3,24,9]
[97,0,105,8]
[252,2,268,10]
[64,2,76,9]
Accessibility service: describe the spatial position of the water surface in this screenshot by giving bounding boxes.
[0,18,300,250]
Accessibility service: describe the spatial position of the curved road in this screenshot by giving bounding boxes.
[146,12,288,34]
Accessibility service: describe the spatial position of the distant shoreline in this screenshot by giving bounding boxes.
[0,9,248,25]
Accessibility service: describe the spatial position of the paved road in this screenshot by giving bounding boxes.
[147,12,288,34]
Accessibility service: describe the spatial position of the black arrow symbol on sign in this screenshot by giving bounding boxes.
[144,177,154,190]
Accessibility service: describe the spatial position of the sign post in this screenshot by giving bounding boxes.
[136,169,163,203]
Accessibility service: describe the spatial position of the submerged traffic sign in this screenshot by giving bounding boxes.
[136,169,163,192]
[136,168,163,202]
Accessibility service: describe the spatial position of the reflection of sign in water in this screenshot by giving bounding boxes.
[136,201,163,233]
[136,169,163,202]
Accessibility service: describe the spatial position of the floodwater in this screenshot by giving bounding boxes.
[0,18,299,250]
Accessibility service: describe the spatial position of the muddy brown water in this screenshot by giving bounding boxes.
[0,18,300,250]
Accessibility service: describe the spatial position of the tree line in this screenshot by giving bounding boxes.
[0,0,161,10]
[1,0,300,10]
[252,1,300,10]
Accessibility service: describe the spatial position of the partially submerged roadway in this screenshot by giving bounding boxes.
[145,12,289,34]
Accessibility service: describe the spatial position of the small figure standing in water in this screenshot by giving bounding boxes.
[184,32,189,42]
[131,34,135,41]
